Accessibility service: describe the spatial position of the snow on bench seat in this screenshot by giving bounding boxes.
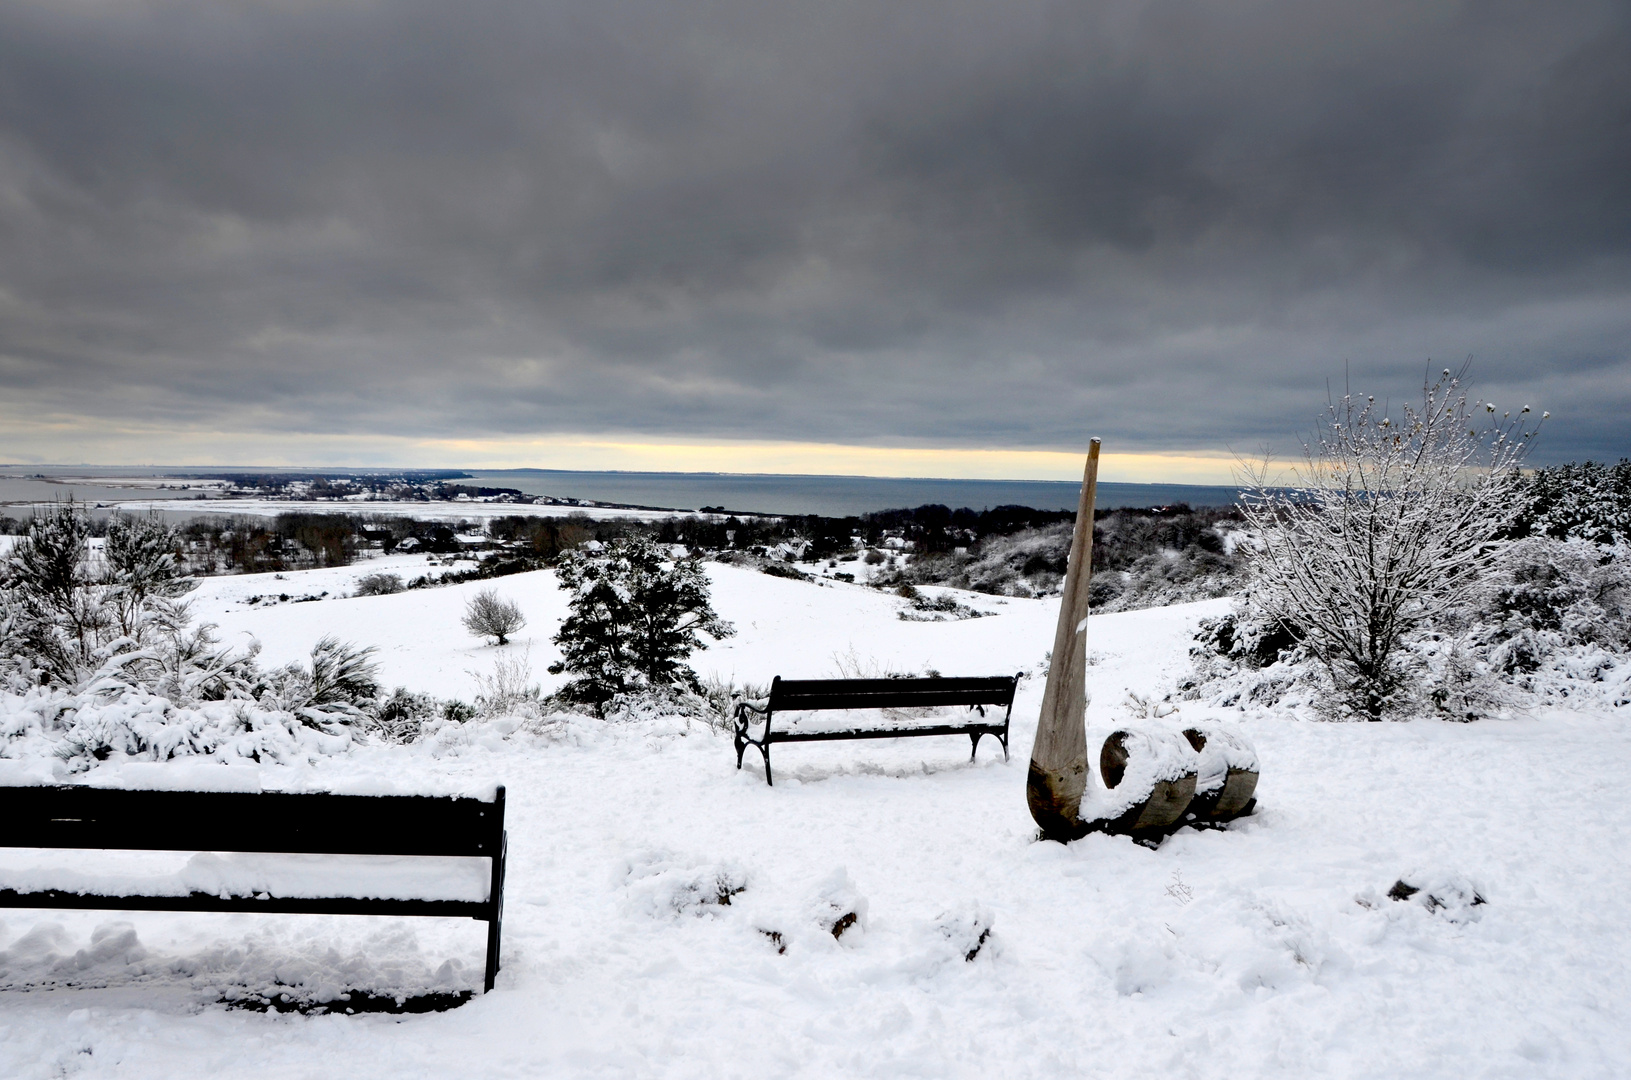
[0,851,491,904]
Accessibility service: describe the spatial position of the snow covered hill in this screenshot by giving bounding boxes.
[3,563,1630,1078]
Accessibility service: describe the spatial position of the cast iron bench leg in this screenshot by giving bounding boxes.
[483,831,507,993]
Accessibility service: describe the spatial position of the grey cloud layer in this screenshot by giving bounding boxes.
[1,0,1627,461]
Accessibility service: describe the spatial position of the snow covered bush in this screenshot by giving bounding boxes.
[1237,368,1538,719]
[372,687,445,742]
[1,507,197,690]
[461,588,526,645]
[889,508,1246,609]
[549,535,734,715]
[0,506,400,769]
[0,686,361,772]
[1431,536,1631,712]
[1186,537,1631,721]
[1518,459,1631,546]
[354,572,404,596]
[259,636,382,725]
[471,648,547,719]
[958,523,1071,597]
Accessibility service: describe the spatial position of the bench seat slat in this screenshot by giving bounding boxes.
[773,678,1014,703]
[768,691,1010,710]
[772,677,1017,694]
[770,723,1010,743]
[0,788,500,857]
[0,889,491,920]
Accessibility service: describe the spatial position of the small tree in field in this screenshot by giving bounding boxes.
[549,535,734,713]
[462,588,526,645]
[1239,367,1540,720]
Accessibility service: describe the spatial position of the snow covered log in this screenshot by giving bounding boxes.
[1092,728,1198,839]
[1181,725,1260,822]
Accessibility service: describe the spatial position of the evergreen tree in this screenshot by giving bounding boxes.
[549,536,734,712]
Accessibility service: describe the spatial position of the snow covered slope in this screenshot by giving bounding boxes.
[4,564,1630,1078]
[190,563,1074,699]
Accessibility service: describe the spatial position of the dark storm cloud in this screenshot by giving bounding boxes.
[0,0,1627,462]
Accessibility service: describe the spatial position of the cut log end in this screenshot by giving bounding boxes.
[1026,761,1090,842]
[1180,724,1260,823]
[1099,731,1131,789]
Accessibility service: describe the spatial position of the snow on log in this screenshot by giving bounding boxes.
[1181,725,1260,822]
[1087,728,1198,838]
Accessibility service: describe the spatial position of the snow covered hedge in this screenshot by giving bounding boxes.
[0,685,357,776]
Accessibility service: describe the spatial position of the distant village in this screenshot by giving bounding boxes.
[132,471,604,509]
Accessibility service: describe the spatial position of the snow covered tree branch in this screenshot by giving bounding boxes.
[1238,367,1542,719]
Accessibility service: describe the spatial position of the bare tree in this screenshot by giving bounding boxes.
[1239,367,1541,719]
[462,588,526,645]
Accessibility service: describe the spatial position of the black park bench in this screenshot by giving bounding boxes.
[0,784,508,997]
[733,675,1022,785]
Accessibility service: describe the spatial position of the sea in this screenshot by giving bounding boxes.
[0,465,1243,519]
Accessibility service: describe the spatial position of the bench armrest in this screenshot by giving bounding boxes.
[732,695,772,741]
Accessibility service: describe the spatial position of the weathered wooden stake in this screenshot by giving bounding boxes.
[1027,439,1100,842]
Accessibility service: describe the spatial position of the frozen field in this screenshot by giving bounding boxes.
[3,564,1630,1078]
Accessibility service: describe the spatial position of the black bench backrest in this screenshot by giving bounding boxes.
[767,676,1018,712]
[0,786,505,858]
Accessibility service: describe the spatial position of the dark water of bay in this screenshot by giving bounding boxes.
[460,470,1241,516]
[2,465,1243,518]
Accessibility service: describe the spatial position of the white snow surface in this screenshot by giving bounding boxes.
[0,853,489,904]
[2,564,1630,1077]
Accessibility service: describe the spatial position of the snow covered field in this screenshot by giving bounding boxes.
[4,564,1631,1078]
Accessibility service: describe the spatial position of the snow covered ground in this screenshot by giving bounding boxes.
[4,564,1631,1078]
[189,561,1031,699]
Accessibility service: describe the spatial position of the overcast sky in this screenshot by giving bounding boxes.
[0,0,1626,479]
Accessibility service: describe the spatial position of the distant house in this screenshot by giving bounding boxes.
[397,537,422,552]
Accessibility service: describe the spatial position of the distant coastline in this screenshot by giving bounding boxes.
[1,464,1243,518]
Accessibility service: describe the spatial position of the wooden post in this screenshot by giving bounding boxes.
[1027,439,1100,841]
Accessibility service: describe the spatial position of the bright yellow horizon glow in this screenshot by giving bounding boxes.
[0,415,1251,485]
[414,435,1247,484]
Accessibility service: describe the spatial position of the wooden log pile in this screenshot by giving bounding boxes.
[1086,724,1259,845]
[1026,440,1263,847]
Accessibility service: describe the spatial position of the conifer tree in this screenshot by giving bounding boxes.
[549,535,734,712]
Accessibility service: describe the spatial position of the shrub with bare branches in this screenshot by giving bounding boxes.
[462,588,526,645]
[1238,367,1541,719]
